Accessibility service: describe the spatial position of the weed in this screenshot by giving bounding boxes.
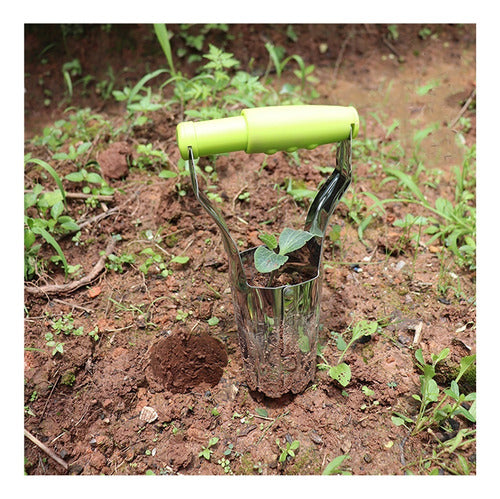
[133,143,169,171]
[217,457,233,474]
[44,312,87,356]
[153,24,177,76]
[387,25,399,41]
[62,59,82,99]
[105,252,135,273]
[199,436,219,460]
[264,42,318,99]
[276,438,300,463]
[318,320,378,387]
[392,348,476,436]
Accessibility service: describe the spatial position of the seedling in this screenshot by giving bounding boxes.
[198,436,219,460]
[254,228,315,274]
[318,320,378,387]
[392,348,476,436]
[276,438,300,463]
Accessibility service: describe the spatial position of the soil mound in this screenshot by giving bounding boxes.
[149,332,228,393]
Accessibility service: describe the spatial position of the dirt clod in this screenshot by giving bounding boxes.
[97,141,131,179]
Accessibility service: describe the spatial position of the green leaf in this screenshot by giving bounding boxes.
[322,454,350,475]
[254,245,288,273]
[208,437,219,447]
[86,172,105,185]
[31,225,69,278]
[431,347,450,366]
[334,333,347,351]
[171,255,189,264]
[50,200,64,220]
[385,168,427,203]
[456,354,476,383]
[329,363,351,387]
[391,416,406,426]
[207,317,220,326]
[351,320,377,342]
[24,228,36,249]
[421,376,439,404]
[59,220,80,232]
[76,141,92,156]
[278,228,314,256]
[415,349,425,366]
[25,157,67,205]
[65,171,85,182]
[258,232,278,250]
[255,407,268,418]
[159,169,177,179]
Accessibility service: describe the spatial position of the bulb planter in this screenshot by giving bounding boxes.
[177,105,357,398]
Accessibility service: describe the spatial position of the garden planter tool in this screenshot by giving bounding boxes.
[176,105,358,398]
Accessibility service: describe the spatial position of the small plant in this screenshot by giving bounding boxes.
[133,143,169,171]
[217,457,233,474]
[254,228,315,274]
[276,438,300,464]
[392,348,476,436]
[318,320,378,387]
[44,312,85,356]
[199,436,219,460]
[105,252,135,273]
[62,59,82,98]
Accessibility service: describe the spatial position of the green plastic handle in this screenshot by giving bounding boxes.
[176,105,359,160]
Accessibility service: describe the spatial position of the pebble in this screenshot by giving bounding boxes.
[139,406,158,423]
[395,260,406,272]
[310,431,323,445]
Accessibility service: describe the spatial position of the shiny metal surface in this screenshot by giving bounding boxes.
[187,129,353,397]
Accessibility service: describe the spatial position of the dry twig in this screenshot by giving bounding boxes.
[449,88,476,129]
[24,428,69,471]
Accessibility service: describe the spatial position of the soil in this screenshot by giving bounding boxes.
[24,24,476,476]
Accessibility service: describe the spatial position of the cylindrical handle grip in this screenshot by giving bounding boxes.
[176,105,359,160]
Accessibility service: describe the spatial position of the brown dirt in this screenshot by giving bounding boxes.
[23,24,476,476]
[148,331,228,393]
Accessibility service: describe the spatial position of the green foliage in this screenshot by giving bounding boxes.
[198,436,219,460]
[44,313,87,356]
[133,143,169,171]
[153,24,177,75]
[24,156,81,280]
[65,167,114,206]
[392,348,476,436]
[276,438,300,463]
[254,228,314,274]
[322,454,351,475]
[318,320,378,388]
[105,252,135,273]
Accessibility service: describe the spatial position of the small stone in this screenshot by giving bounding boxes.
[395,260,406,272]
[363,453,372,463]
[341,439,352,453]
[88,286,102,298]
[139,406,158,423]
[310,431,323,445]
